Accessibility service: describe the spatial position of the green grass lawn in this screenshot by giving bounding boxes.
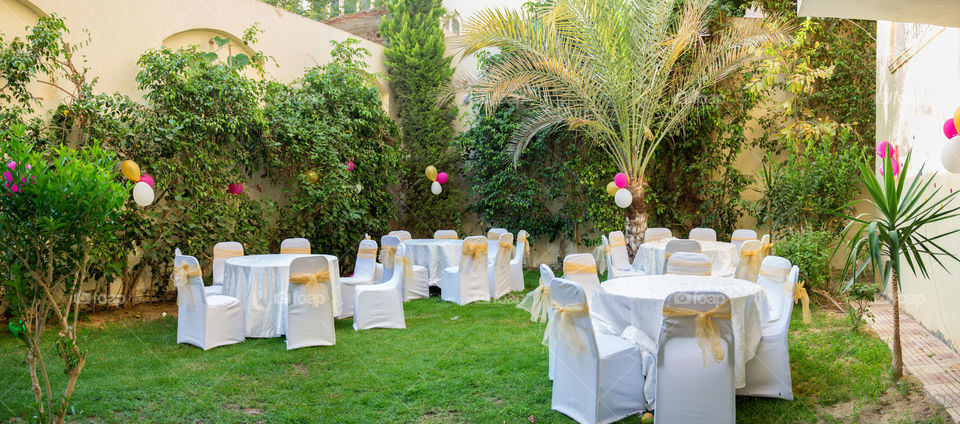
[0,271,946,423]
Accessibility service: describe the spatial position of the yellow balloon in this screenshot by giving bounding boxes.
[425,165,438,182]
[954,106,960,134]
[121,160,140,183]
[606,181,618,196]
[305,170,319,183]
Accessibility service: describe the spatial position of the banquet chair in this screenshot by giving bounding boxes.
[398,243,430,301]
[388,230,412,241]
[487,228,509,239]
[737,265,798,400]
[174,255,245,350]
[353,245,407,330]
[209,241,244,296]
[562,253,604,305]
[689,227,718,242]
[656,291,735,423]
[644,227,673,243]
[550,278,646,424]
[488,233,514,299]
[378,235,401,283]
[286,256,336,349]
[517,264,557,379]
[280,238,311,254]
[433,229,458,239]
[666,252,713,276]
[760,233,773,256]
[730,229,758,252]
[661,239,702,273]
[757,256,792,322]
[735,240,763,282]
[339,239,379,318]
[509,230,530,292]
[602,234,645,278]
[440,236,491,305]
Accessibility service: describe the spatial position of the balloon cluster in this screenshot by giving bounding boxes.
[425,165,449,195]
[875,141,901,176]
[605,172,633,208]
[121,160,157,207]
[943,106,960,173]
[4,161,33,193]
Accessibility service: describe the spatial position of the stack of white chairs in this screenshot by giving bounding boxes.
[508,230,530,292]
[388,230,412,241]
[656,291,735,422]
[735,239,763,281]
[174,254,245,350]
[433,229,458,239]
[280,238,311,254]
[730,229,758,252]
[286,256,336,349]
[488,233,514,299]
[602,232,645,278]
[661,239,702,273]
[440,236,491,305]
[665,252,713,276]
[353,245,407,330]
[208,241,244,296]
[339,239,379,318]
[561,253,604,305]
[550,278,647,424]
[644,227,673,243]
[737,263,799,400]
[378,235,401,283]
[689,227,717,242]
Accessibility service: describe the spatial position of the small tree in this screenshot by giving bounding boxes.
[0,125,127,423]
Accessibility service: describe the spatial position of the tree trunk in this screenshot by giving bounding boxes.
[26,349,43,415]
[623,181,647,260]
[891,268,904,380]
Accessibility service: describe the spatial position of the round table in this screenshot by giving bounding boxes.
[592,275,770,389]
[401,239,464,286]
[221,254,341,338]
[632,238,739,276]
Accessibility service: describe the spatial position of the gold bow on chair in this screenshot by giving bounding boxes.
[401,255,414,279]
[357,246,377,259]
[794,281,811,324]
[518,278,551,324]
[737,249,763,281]
[761,242,774,257]
[563,261,597,275]
[549,300,589,353]
[380,246,397,268]
[462,240,487,270]
[662,299,732,366]
[517,234,532,265]
[213,247,243,258]
[498,240,514,258]
[289,270,331,308]
[172,263,202,306]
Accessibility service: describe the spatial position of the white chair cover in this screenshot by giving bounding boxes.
[519,264,557,378]
[731,229,758,252]
[603,234,645,278]
[379,235,401,283]
[661,239,702,273]
[174,248,182,256]
[562,253,603,306]
[440,236,491,305]
[666,252,713,276]
[643,227,672,243]
[340,239,379,318]
[388,230,412,241]
[509,230,529,292]
[488,233,514,299]
[550,278,646,424]
[280,238,311,254]
[286,256,336,349]
[656,291,735,422]
[354,245,407,330]
[735,240,763,282]
[433,229,458,239]
[487,228,508,240]
[760,233,773,256]
[397,244,430,301]
[737,265,798,400]
[212,241,244,285]
[174,255,245,350]
[757,256,792,322]
[689,227,717,242]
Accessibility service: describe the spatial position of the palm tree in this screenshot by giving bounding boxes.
[454,0,782,255]
[840,154,960,380]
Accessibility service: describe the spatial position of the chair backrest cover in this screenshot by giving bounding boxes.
[731,229,758,251]
[735,240,763,281]
[287,255,336,349]
[379,235,401,281]
[600,235,615,277]
[656,291,735,424]
[662,239,702,273]
[689,227,718,242]
[388,230,412,241]
[434,229,458,239]
[389,244,408,294]
[760,233,772,256]
[352,239,379,281]
[644,227,673,243]
[280,238,311,254]
[513,230,529,264]
[458,236,491,303]
[174,248,182,256]
[491,233,514,298]
[757,256,792,322]
[562,253,603,304]
[212,241,244,285]
[487,228,509,240]
[607,231,632,269]
[174,255,207,310]
[666,252,713,276]
[550,278,599,357]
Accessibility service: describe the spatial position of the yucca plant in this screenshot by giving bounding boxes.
[453,0,783,254]
[839,153,960,380]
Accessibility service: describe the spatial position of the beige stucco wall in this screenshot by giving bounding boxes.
[876,21,960,351]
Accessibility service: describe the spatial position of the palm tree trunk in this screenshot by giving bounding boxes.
[624,181,647,260]
[891,268,903,380]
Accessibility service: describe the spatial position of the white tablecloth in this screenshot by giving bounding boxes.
[401,239,464,286]
[592,275,770,389]
[632,238,739,276]
[221,254,341,338]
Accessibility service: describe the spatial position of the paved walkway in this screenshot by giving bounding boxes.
[868,300,960,422]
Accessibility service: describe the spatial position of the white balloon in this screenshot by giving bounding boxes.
[942,137,960,173]
[614,188,633,208]
[355,183,363,193]
[431,181,442,195]
[132,181,154,207]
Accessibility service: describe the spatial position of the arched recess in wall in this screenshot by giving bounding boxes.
[161,28,260,78]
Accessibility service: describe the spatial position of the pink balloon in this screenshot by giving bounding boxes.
[946,119,960,139]
[227,183,243,195]
[876,141,894,158]
[614,173,628,189]
[346,161,355,172]
[436,172,449,184]
[140,173,155,188]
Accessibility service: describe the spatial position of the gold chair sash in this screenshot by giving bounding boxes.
[357,247,377,259]
[282,246,311,254]
[289,270,331,307]
[517,234,532,265]
[172,263,202,306]
[761,242,774,257]
[759,267,790,282]
[563,261,597,275]
[401,255,414,279]
[737,249,763,281]
[498,240,514,258]
[462,240,487,270]
[794,281,812,324]
[731,234,756,241]
[486,231,500,240]
[380,245,397,268]
[550,300,589,353]
[213,247,243,258]
[667,257,712,276]
[609,235,626,248]
[662,299,732,366]
[435,233,458,240]
[518,278,550,324]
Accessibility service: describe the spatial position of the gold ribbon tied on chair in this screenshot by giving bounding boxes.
[737,249,763,281]
[549,300,589,353]
[172,262,202,306]
[518,278,551,324]
[401,255,414,279]
[731,233,755,242]
[213,247,243,259]
[517,233,532,265]
[609,235,626,249]
[759,266,790,283]
[379,245,397,268]
[667,256,712,276]
[435,231,458,240]
[289,270,331,308]
[563,261,597,275]
[662,299,732,366]
[761,242,774,257]
[356,246,377,260]
[282,246,311,254]
[794,281,811,324]
[462,240,488,270]
[498,240,514,259]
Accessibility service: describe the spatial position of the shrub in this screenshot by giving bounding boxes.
[774,230,834,292]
